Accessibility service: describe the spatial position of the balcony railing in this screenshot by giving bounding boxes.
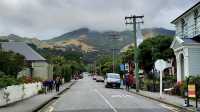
[176,20,200,38]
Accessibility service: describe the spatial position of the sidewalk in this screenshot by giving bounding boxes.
[129,88,199,112]
[0,80,76,112]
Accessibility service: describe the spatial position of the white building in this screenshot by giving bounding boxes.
[1,42,53,80]
[170,2,200,82]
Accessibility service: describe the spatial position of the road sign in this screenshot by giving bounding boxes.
[154,59,167,99]
[120,64,125,71]
[188,84,196,98]
[125,63,129,71]
[155,59,167,71]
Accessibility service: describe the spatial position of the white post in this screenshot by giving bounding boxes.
[155,59,167,99]
[160,71,163,98]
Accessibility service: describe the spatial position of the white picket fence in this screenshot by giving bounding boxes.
[0,82,42,106]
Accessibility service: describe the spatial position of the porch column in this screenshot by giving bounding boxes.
[183,48,189,78]
[175,52,182,82]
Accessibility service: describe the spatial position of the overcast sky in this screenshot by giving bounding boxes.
[0,0,199,39]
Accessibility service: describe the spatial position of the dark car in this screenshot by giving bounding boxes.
[96,76,104,82]
[93,75,97,80]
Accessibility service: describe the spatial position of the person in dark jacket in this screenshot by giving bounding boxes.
[43,80,48,94]
[55,77,61,92]
[125,74,130,91]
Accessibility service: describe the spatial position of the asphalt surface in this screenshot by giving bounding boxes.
[43,76,182,112]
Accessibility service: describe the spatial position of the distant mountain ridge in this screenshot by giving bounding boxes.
[49,27,175,42]
[46,27,175,53]
[0,27,175,53]
[0,27,175,62]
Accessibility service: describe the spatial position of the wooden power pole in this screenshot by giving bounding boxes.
[125,15,144,92]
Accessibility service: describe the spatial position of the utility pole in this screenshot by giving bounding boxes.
[125,15,144,92]
[109,33,119,73]
[94,61,96,75]
[152,47,155,92]
[99,63,101,75]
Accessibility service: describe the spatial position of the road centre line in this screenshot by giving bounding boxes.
[94,89,118,112]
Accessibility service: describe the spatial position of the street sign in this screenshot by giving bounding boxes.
[155,59,167,71]
[188,84,196,98]
[154,59,167,99]
[125,63,129,71]
[120,64,125,71]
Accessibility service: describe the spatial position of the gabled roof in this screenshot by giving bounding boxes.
[1,42,46,61]
[170,36,183,49]
[171,2,200,24]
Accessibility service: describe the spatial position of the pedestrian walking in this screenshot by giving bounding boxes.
[125,74,130,91]
[42,80,48,94]
[48,80,53,92]
[55,77,61,92]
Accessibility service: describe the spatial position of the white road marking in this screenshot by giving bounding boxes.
[160,103,180,112]
[94,89,118,112]
[111,94,132,98]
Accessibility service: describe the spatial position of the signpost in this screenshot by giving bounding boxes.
[155,59,167,98]
[120,64,125,71]
[125,63,129,71]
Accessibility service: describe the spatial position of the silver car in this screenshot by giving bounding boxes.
[105,73,121,88]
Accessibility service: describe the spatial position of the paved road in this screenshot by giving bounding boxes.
[44,76,181,112]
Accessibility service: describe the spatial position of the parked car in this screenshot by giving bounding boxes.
[96,76,104,82]
[93,75,97,80]
[105,73,121,88]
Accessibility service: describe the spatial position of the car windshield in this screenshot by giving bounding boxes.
[107,74,120,79]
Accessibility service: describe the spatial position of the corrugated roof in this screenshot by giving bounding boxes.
[1,42,46,61]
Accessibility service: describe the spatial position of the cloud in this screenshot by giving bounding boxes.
[0,0,198,39]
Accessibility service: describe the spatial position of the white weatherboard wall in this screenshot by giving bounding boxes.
[188,47,200,76]
[0,82,42,106]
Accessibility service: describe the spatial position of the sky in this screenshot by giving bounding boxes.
[0,0,199,39]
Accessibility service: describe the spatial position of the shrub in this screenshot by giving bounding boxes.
[38,88,46,94]
[0,75,20,88]
[143,78,159,92]
[18,76,42,83]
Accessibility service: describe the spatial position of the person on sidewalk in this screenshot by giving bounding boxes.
[125,74,130,91]
[48,80,54,92]
[42,80,48,94]
[55,76,61,92]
